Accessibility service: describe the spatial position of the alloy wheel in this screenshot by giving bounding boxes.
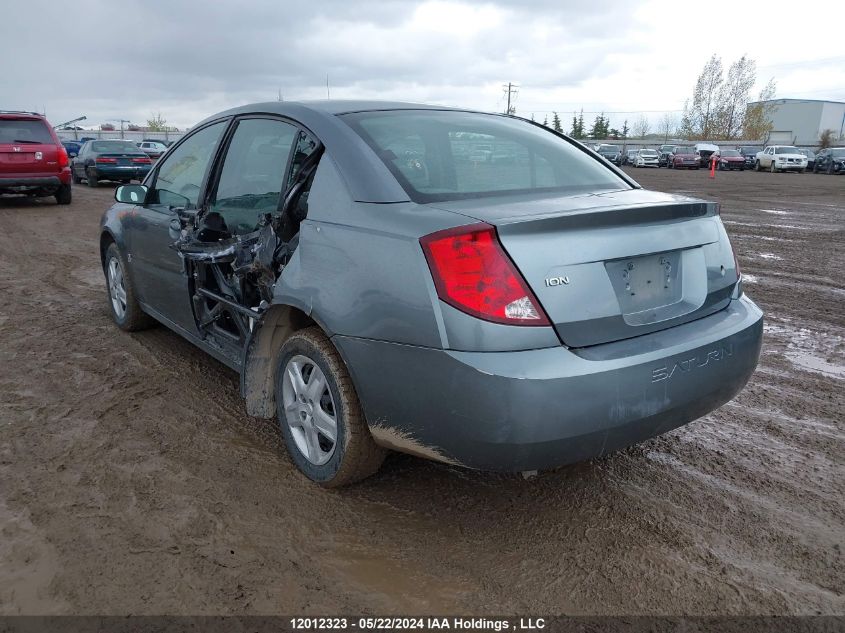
[282,355,338,465]
[107,257,127,319]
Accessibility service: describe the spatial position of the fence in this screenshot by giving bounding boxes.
[55,129,186,143]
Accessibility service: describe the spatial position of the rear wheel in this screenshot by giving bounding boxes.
[275,327,386,487]
[55,184,72,205]
[87,169,99,187]
[104,242,154,331]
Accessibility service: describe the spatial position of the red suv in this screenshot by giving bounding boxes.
[0,111,72,204]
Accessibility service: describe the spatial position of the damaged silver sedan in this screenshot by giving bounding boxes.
[100,101,763,486]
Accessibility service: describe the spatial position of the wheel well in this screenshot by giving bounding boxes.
[242,304,318,418]
[99,231,115,270]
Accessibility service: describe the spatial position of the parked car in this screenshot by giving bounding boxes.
[813,147,845,174]
[695,143,720,169]
[667,145,699,169]
[755,146,807,172]
[71,139,152,187]
[657,144,676,167]
[136,140,168,159]
[738,146,758,169]
[622,148,639,166]
[716,149,745,171]
[61,139,83,158]
[795,148,815,170]
[0,110,72,204]
[595,144,622,165]
[99,101,762,486]
[633,148,659,167]
[142,137,173,147]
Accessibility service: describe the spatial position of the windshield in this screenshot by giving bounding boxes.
[721,150,740,157]
[598,145,619,152]
[640,150,657,156]
[0,119,54,144]
[775,147,800,154]
[675,146,695,154]
[740,147,757,154]
[343,110,631,202]
[91,140,143,153]
[797,149,814,157]
[830,149,845,157]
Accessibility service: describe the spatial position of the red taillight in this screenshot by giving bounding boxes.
[96,157,117,164]
[57,146,69,168]
[420,223,550,326]
[132,156,151,164]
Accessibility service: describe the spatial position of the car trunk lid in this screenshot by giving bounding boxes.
[430,188,739,347]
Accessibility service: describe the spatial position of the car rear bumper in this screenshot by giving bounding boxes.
[0,174,66,190]
[92,165,151,180]
[335,295,763,472]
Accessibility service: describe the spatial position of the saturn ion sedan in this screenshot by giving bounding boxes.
[99,101,763,486]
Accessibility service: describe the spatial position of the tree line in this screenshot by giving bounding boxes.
[534,54,776,141]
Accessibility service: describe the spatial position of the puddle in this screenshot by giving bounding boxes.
[760,209,790,215]
[742,274,759,283]
[784,351,845,379]
[756,252,783,260]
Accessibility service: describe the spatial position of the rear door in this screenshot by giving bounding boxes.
[0,116,59,176]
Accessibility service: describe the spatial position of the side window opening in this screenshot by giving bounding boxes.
[173,118,323,354]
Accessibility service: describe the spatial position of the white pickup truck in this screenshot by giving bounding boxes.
[755,146,808,173]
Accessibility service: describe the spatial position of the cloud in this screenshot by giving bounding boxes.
[1,0,842,131]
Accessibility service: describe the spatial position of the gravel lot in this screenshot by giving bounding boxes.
[1,168,842,615]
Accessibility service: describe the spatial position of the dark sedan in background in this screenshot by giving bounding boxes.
[657,144,676,167]
[595,143,623,165]
[72,139,152,187]
[738,146,758,169]
[796,148,815,170]
[814,147,845,174]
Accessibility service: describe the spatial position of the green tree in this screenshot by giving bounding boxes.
[542,115,548,128]
[552,112,562,133]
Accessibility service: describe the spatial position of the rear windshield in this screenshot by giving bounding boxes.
[775,146,800,154]
[342,110,630,202]
[0,119,53,144]
[91,140,142,153]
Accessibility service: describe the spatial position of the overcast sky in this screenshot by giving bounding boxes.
[2,0,843,131]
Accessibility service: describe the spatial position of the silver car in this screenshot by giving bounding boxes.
[100,101,763,486]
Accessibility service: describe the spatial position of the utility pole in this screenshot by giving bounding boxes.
[503,82,519,115]
[326,74,331,100]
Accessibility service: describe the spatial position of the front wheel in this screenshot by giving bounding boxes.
[755,161,761,172]
[770,161,777,173]
[275,328,386,487]
[828,163,834,175]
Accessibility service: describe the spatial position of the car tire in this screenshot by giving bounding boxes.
[55,184,72,205]
[828,163,834,175]
[104,242,155,332]
[275,327,386,487]
[755,161,761,172]
[72,171,83,184]
[87,169,99,187]
[770,161,777,173]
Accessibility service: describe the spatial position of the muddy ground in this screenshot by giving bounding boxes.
[0,167,843,616]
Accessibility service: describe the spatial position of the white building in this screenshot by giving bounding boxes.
[747,98,845,146]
